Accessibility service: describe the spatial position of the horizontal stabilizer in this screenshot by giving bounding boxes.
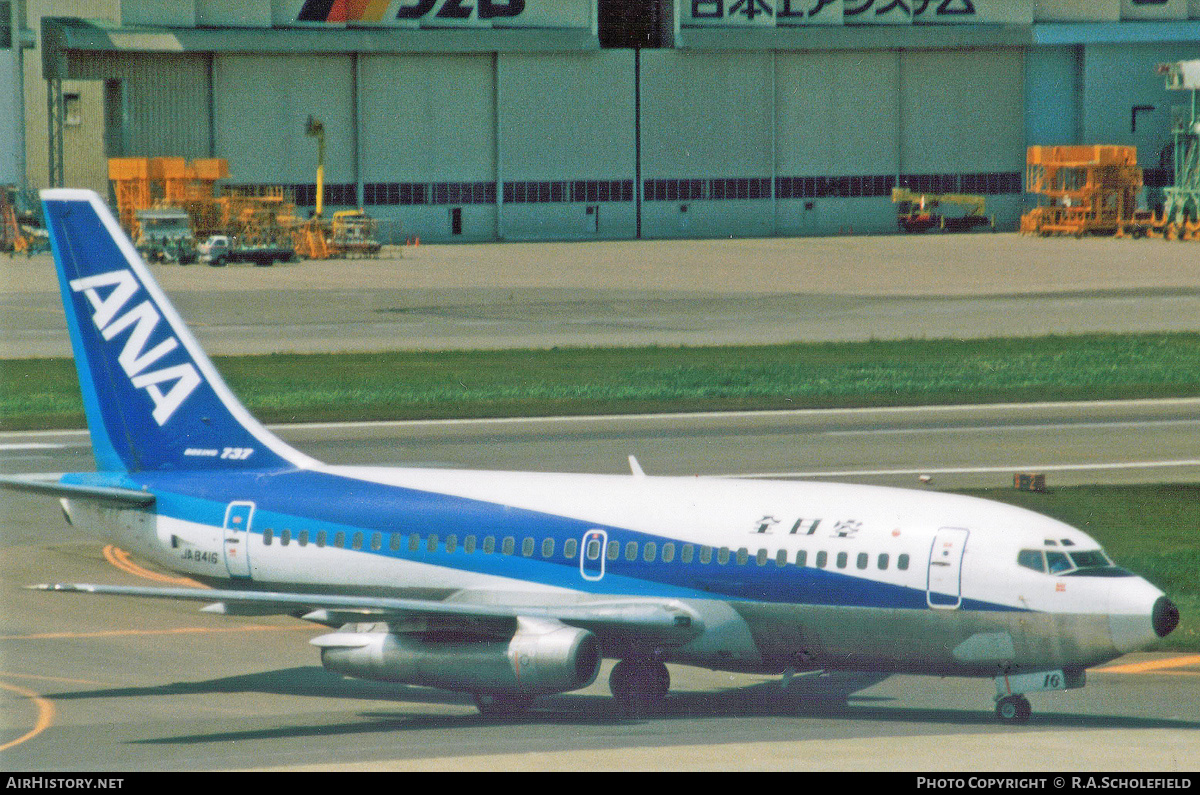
[0,475,154,507]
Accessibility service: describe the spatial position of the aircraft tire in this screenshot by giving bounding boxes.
[473,692,534,716]
[995,694,1031,724]
[610,659,670,716]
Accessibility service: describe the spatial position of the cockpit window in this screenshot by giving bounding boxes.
[1046,551,1072,574]
[1063,549,1132,577]
[1017,549,1045,572]
[1017,547,1133,577]
[1069,550,1110,569]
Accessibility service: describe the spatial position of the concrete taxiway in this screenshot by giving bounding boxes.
[2,404,1199,771]
[3,232,1200,770]
[4,233,1200,357]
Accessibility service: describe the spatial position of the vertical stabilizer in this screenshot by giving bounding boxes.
[42,189,318,473]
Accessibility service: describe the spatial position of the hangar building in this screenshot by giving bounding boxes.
[9,0,1200,242]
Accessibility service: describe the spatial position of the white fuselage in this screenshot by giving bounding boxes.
[65,464,1169,678]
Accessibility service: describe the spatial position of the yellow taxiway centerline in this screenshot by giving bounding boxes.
[103,545,208,588]
[0,681,56,752]
[1096,655,1200,674]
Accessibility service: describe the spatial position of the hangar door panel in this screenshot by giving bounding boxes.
[899,49,1024,174]
[775,50,899,178]
[498,51,636,239]
[360,54,495,183]
[640,50,774,239]
[213,54,354,185]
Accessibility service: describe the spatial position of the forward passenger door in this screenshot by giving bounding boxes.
[926,527,969,609]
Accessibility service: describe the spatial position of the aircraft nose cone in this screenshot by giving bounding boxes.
[1109,583,1177,653]
[1153,596,1180,639]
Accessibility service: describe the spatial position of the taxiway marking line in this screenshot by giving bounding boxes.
[0,671,115,687]
[1096,655,1200,675]
[103,545,208,588]
[0,680,56,753]
[825,419,1200,436]
[728,459,1200,479]
[5,396,1200,439]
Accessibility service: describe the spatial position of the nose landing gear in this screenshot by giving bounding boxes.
[991,666,1085,724]
[994,694,1032,724]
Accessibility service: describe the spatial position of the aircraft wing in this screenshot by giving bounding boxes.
[0,475,155,508]
[29,583,703,645]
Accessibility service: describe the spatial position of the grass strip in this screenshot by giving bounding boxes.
[960,484,1200,652]
[5,333,1200,430]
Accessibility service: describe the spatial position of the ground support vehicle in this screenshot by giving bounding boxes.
[198,234,293,267]
[891,188,994,233]
[134,208,197,264]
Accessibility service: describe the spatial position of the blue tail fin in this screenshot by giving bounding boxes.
[42,189,318,473]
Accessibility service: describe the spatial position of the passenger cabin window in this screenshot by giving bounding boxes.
[625,542,638,561]
[427,534,439,553]
[816,551,827,568]
[409,533,420,551]
[877,553,889,570]
[607,541,620,560]
[796,550,807,567]
[682,544,695,564]
[371,532,382,551]
[352,532,364,550]
[465,535,477,554]
[298,530,309,547]
[775,549,787,567]
[699,546,712,564]
[483,536,496,554]
[897,553,909,570]
[334,531,346,548]
[836,552,847,569]
[263,529,273,546]
[717,547,730,565]
[542,538,555,558]
[389,533,400,552]
[503,537,515,555]
[280,529,291,546]
[563,538,577,559]
[643,542,656,562]
[522,537,535,557]
[663,543,675,563]
[445,534,457,553]
[316,530,326,548]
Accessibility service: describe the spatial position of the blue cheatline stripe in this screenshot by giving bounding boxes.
[124,468,1026,612]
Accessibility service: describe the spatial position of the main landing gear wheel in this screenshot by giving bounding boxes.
[473,692,534,716]
[995,694,1032,724]
[609,659,670,716]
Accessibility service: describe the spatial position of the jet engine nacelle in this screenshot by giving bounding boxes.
[313,616,602,695]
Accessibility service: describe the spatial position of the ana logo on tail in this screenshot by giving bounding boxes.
[70,268,202,426]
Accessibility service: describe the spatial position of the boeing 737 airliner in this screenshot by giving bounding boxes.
[3,189,1179,723]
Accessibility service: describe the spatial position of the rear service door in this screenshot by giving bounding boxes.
[223,501,254,578]
[926,527,969,608]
